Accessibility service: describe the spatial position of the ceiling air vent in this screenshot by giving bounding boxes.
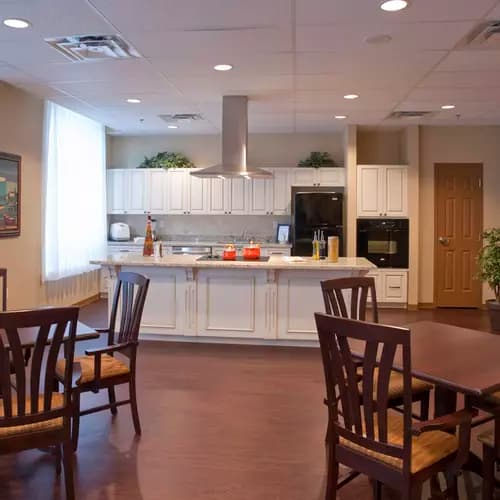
[45,34,140,62]
[460,21,500,49]
[159,113,204,124]
[387,111,435,120]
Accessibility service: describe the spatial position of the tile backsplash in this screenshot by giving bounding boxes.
[108,214,291,242]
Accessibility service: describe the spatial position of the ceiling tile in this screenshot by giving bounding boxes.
[437,50,500,71]
[90,0,291,31]
[419,70,500,88]
[296,21,474,52]
[296,0,497,25]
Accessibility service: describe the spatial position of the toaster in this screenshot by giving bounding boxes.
[109,222,131,241]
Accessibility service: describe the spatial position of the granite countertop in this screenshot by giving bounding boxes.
[107,240,292,248]
[93,254,376,271]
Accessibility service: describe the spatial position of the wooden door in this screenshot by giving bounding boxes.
[435,164,483,307]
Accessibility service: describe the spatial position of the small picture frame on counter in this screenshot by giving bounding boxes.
[276,224,291,244]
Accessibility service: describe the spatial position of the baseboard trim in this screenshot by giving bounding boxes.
[417,303,435,310]
[73,294,101,308]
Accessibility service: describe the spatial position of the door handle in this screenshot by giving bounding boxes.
[438,236,450,246]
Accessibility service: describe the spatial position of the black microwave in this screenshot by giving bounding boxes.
[357,219,409,268]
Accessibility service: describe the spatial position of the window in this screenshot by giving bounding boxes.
[42,101,107,281]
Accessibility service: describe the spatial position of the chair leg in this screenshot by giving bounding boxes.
[420,391,430,421]
[108,387,118,416]
[324,442,338,500]
[444,473,458,500]
[482,444,496,500]
[129,377,141,435]
[62,440,75,500]
[402,485,422,500]
[372,480,382,500]
[71,391,81,452]
[55,444,62,475]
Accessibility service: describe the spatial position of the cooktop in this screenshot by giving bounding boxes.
[197,256,270,262]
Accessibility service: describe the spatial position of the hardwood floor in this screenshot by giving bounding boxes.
[0,301,493,499]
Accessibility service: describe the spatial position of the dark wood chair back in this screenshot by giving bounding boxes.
[108,272,150,348]
[0,268,6,311]
[0,307,79,427]
[321,276,378,323]
[314,312,412,476]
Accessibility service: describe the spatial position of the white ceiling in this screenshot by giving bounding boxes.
[0,0,499,133]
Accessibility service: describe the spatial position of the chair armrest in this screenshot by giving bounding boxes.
[411,408,478,436]
[85,342,136,357]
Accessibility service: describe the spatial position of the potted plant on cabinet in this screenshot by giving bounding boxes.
[297,151,336,169]
[478,228,500,332]
[138,151,194,169]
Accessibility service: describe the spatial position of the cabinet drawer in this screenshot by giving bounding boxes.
[383,272,408,301]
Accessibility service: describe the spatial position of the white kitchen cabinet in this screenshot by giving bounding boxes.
[357,165,408,218]
[167,169,210,215]
[107,169,167,215]
[290,167,346,187]
[261,246,291,257]
[366,269,408,305]
[208,177,248,215]
[248,168,291,215]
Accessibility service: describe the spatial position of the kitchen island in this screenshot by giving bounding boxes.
[93,254,375,343]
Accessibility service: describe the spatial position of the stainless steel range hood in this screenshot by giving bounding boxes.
[190,96,272,179]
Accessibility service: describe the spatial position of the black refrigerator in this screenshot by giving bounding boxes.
[292,189,344,257]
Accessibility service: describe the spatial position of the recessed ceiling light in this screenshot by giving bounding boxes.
[3,18,31,29]
[126,98,141,104]
[380,0,409,12]
[441,104,456,110]
[167,125,178,129]
[214,64,233,71]
[343,94,359,100]
[334,115,347,120]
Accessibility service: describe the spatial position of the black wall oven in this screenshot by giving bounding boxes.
[357,219,409,268]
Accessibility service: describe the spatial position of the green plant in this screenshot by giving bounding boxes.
[138,151,194,169]
[298,151,336,169]
[478,228,500,302]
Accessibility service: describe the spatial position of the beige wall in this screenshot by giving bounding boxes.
[419,126,500,304]
[107,132,344,169]
[357,128,405,165]
[0,83,99,309]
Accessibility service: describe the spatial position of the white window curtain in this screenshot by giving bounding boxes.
[42,101,107,281]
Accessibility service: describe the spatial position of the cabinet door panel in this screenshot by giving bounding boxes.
[357,166,381,217]
[318,168,345,186]
[107,170,128,213]
[166,169,187,214]
[128,170,148,213]
[385,167,408,217]
[383,272,408,302]
[249,178,269,215]
[209,178,226,214]
[291,168,315,186]
[148,170,167,214]
[188,173,209,214]
[270,169,290,215]
[228,178,248,214]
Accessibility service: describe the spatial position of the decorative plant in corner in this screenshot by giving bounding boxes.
[478,228,500,332]
[138,151,195,169]
[298,151,336,169]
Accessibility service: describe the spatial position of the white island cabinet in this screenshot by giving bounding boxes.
[94,254,375,343]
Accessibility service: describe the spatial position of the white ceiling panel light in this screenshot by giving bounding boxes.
[343,94,359,100]
[126,98,141,104]
[441,104,456,110]
[334,115,347,119]
[3,18,31,29]
[167,125,178,129]
[214,64,233,71]
[380,0,409,12]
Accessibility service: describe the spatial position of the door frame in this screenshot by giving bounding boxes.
[433,163,483,308]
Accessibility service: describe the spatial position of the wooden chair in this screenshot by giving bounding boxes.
[0,268,6,311]
[315,312,476,500]
[0,306,79,500]
[56,271,149,450]
[321,277,432,421]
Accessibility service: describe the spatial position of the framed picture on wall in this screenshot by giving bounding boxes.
[0,152,21,238]
[276,223,291,244]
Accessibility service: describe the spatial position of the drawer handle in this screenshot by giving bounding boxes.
[388,286,401,289]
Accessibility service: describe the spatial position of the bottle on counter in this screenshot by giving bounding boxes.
[312,231,320,260]
[328,236,339,262]
[319,231,326,260]
[143,215,154,257]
